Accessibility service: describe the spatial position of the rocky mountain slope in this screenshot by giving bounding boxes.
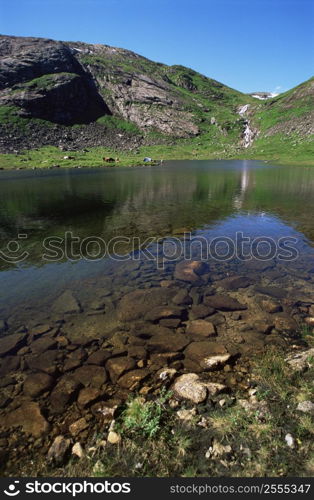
[0,34,313,158]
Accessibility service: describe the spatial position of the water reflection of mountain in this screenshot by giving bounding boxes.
[0,161,314,270]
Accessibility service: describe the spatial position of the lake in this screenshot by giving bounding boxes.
[0,159,314,473]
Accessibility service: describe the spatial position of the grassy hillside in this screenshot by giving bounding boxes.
[0,35,313,166]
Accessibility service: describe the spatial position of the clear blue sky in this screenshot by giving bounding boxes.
[0,0,313,93]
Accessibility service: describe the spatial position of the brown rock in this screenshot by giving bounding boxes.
[186,320,216,337]
[52,290,82,315]
[184,341,231,370]
[69,417,89,436]
[189,304,215,320]
[30,336,58,353]
[117,288,175,322]
[172,373,207,403]
[3,402,50,436]
[219,276,252,290]
[255,286,287,299]
[147,331,190,353]
[50,376,81,414]
[72,365,107,388]
[0,333,26,357]
[23,372,55,397]
[261,299,283,314]
[26,350,61,375]
[172,290,193,306]
[47,435,71,464]
[204,295,247,311]
[77,387,101,408]
[159,318,181,328]
[274,314,298,332]
[174,260,208,282]
[106,356,136,383]
[145,306,184,322]
[0,356,20,376]
[86,350,112,366]
[117,369,149,389]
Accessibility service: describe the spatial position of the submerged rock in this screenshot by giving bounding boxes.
[174,260,208,283]
[3,402,50,436]
[186,320,216,337]
[203,295,247,311]
[23,372,55,398]
[52,290,82,315]
[184,341,231,370]
[0,333,26,357]
[117,288,175,322]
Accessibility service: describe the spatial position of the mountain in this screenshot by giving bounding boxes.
[0,34,313,162]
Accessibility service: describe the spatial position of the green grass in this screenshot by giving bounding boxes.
[96,115,141,134]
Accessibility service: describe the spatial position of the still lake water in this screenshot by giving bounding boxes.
[0,159,314,330]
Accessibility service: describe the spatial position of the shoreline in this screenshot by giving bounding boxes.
[1,149,314,171]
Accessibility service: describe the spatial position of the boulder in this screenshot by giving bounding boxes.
[172,373,207,403]
[189,304,215,320]
[71,365,107,388]
[77,387,101,408]
[26,350,61,375]
[286,348,314,372]
[174,260,208,283]
[0,333,26,357]
[203,295,247,311]
[30,336,58,353]
[52,290,81,315]
[274,314,298,332]
[172,290,193,306]
[184,341,231,370]
[144,306,184,322]
[69,417,89,436]
[117,369,149,389]
[186,320,216,337]
[3,402,50,436]
[255,286,287,299]
[117,288,175,322]
[0,356,20,376]
[47,435,71,465]
[218,276,252,290]
[106,356,136,383]
[23,372,55,397]
[86,350,112,366]
[296,401,314,415]
[147,331,190,353]
[50,375,81,414]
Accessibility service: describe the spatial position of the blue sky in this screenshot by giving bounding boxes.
[0,0,313,93]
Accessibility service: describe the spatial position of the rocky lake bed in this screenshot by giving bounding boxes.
[0,160,314,476]
[1,253,314,476]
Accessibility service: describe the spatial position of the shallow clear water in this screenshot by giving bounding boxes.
[0,159,314,328]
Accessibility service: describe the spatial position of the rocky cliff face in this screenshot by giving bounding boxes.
[0,35,312,154]
[0,34,250,142]
[0,36,109,124]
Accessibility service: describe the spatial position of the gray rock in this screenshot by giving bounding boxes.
[296,400,314,415]
[47,436,71,465]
